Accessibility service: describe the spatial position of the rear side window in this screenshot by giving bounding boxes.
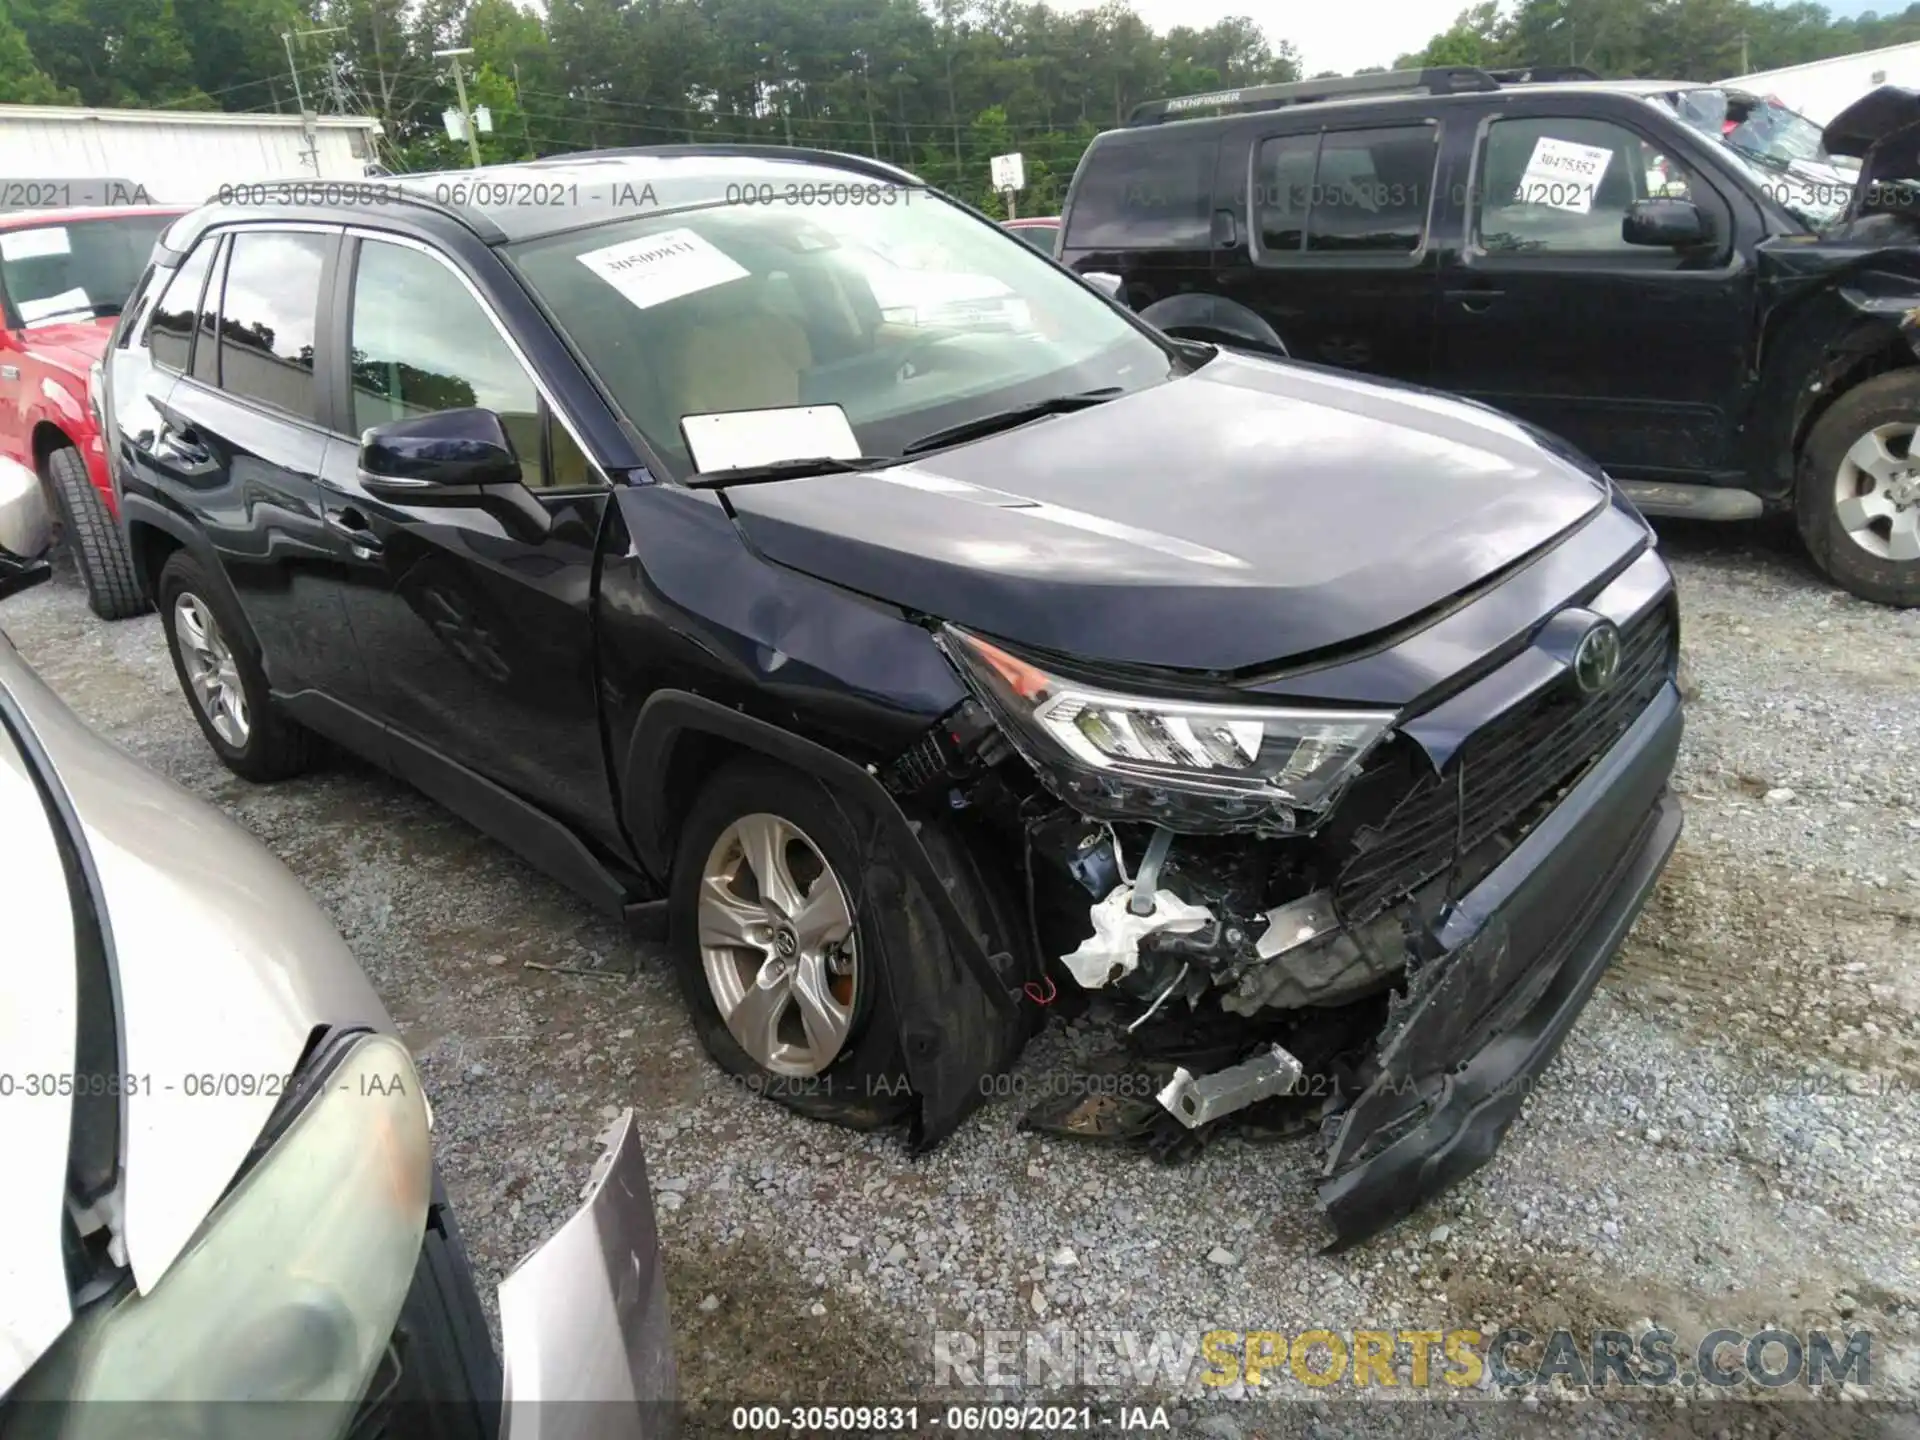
[145,240,216,373]
[1255,124,1439,256]
[213,231,328,419]
[1063,130,1215,250]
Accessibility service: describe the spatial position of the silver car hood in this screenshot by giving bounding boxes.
[0,632,390,1387]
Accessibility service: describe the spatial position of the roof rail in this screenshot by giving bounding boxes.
[1125,63,1600,125]
[531,143,922,188]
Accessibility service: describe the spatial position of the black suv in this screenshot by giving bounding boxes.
[104,148,1681,1244]
[1059,65,1920,607]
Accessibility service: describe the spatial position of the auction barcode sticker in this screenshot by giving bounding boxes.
[1514,137,1614,214]
[576,227,749,309]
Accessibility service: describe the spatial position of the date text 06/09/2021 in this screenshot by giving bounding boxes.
[728,1404,1174,1432]
[0,1071,409,1100]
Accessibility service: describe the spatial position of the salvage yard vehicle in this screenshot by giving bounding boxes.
[102,147,1682,1246]
[1001,216,1061,254]
[0,206,184,619]
[0,562,674,1435]
[1059,64,1920,606]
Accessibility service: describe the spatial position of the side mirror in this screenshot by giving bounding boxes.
[1622,198,1710,248]
[1081,271,1125,303]
[358,407,550,541]
[360,407,524,495]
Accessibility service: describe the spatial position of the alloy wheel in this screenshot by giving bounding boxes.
[174,592,250,747]
[698,812,859,1077]
[1833,424,1920,563]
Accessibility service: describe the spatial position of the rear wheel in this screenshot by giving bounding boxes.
[44,444,145,619]
[158,550,316,780]
[1797,370,1920,607]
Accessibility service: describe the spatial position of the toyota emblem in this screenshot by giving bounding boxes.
[1573,619,1623,695]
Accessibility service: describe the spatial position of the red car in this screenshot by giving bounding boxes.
[0,206,185,617]
[1001,215,1061,255]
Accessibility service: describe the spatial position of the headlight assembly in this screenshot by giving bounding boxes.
[11,1034,432,1440]
[940,626,1395,833]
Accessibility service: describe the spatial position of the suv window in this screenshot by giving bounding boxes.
[349,238,592,490]
[145,238,217,373]
[1256,125,1438,256]
[1063,130,1215,250]
[1475,117,1687,254]
[214,231,328,418]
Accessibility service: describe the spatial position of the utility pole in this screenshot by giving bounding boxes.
[282,26,346,174]
[1737,31,1751,72]
[512,62,537,160]
[435,47,484,169]
[862,53,879,159]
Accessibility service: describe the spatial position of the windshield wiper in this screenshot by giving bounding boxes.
[24,300,122,326]
[900,387,1122,457]
[683,454,903,489]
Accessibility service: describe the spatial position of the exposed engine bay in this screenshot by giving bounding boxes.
[877,599,1677,1197]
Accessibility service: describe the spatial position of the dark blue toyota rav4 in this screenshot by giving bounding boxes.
[102,146,1682,1245]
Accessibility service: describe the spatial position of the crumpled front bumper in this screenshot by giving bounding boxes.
[1317,681,1684,1248]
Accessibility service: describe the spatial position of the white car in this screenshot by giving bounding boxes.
[0,555,674,1436]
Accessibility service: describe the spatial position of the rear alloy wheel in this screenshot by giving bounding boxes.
[157,550,316,781]
[1797,370,1920,606]
[697,811,860,1077]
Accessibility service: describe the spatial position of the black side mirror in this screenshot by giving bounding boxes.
[358,407,550,540]
[1622,198,1710,248]
[360,407,524,493]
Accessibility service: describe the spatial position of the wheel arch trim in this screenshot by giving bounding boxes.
[621,691,1019,1017]
[1136,292,1288,356]
[118,494,261,655]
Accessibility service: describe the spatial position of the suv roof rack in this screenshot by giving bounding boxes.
[1125,63,1605,126]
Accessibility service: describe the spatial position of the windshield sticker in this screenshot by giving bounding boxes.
[576,228,749,310]
[681,404,860,474]
[0,227,71,262]
[1514,137,1614,213]
[17,287,90,325]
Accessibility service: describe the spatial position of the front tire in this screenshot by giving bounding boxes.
[1797,370,1920,607]
[157,550,316,781]
[668,758,912,1128]
[44,444,145,619]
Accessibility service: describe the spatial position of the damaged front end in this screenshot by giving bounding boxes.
[884,559,1684,1247]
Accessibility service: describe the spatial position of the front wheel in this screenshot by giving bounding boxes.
[1797,370,1920,607]
[668,758,911,1128]
[44,444,145,619]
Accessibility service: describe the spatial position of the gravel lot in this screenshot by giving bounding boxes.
[6,516,1918,1439]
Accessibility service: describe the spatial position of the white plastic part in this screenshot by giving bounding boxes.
[1060,883,1214,990]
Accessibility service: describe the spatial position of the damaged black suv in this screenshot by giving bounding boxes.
[1061,67,1920,607]
[104,146,1683,1245]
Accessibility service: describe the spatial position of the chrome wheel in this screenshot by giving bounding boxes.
[174,592,250,747]
[698,812,858,1077]
[1834,424,1920,563]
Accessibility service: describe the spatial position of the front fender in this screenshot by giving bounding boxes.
[1137,292,1288,356]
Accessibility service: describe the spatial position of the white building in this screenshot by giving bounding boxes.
[1723,42,1920,128]
[0,105,385,206]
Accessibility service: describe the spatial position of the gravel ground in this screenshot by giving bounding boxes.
[5,516,1918,1440]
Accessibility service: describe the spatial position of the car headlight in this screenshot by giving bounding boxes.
[15,1034,432,1440]
[939,626,1395,834]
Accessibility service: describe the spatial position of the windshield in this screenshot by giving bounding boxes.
[1658,88,1851,228]
[0,215,174,328]
[506,189,1175,477]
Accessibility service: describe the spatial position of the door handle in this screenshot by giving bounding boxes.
[1445,288,1505,315]
[153,424,211,467]
[327,505,383,557]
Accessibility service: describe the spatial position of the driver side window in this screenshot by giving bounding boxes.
[1474,117,1691,254]
[348,239,595,489]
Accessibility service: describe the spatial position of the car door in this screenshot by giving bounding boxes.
[1210,118,1445,380]
[125,225,375,710]
[315,231,619,844]
[1431,105,1753,479]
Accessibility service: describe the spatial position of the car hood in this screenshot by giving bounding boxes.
[17,317,112,379]
[723,351,1608,674]
[0,633,389,1385]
